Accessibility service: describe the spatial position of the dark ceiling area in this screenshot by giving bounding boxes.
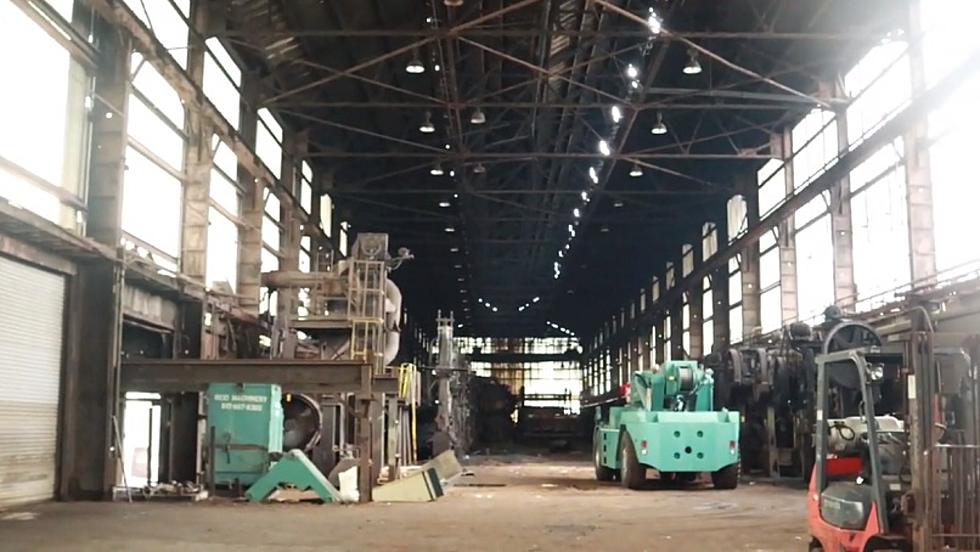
[216,0,900,337]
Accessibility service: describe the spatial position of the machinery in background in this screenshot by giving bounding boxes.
[708,312,882,479]
[516,392,580,444]
[471,377,517,445]
[259,233,415,482]
[593,360,740,489]
[417,312,473,459]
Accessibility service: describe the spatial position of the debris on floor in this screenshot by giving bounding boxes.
[0,512,38,521]
[373,467,444,503]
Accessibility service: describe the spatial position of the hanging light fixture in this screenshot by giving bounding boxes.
[629,164,643,177]
[444,0,463,6]
[430,163,445,176]
[473,163,486,174]
[588,166,599,184]
[647,8,663,36]
[651,112,668,135]
[683,49,702,75]
[438,200,451,208]
[406,49,425,74]
[598,139,611,156]
[626,63,639,79]
[611,105,623,123]
[470,108,486,125]
[419,111,435,133]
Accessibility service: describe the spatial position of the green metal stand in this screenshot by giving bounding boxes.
[245,450,342,503]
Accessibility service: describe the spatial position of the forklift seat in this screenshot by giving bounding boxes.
[820,482,873,530]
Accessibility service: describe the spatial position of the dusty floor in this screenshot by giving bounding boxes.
[0,453,810,551]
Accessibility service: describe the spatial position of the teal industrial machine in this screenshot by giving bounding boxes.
[593,360,741,489]
[207,383,284,488]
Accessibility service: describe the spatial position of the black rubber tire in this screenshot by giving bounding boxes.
[808,539,823,552]
[593,429,616,482]
[711,458,740,489]
[619,430,645,490]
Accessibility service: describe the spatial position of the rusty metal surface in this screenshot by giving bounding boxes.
[120,358,374,395]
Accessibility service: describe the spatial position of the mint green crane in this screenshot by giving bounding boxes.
[593,360,740,489]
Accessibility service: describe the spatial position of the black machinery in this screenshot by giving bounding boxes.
[708,309,884,478]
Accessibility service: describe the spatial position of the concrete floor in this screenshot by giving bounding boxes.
[0,454,810,551]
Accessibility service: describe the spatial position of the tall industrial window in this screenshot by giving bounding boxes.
[320,194,333,237]
[123,50,187,270]
[792,109,837,323]
[702,223,718,260]
[727,194,747,243]
[757,159,785,217]
[702,277,714,355]
[123,0,190,68]
[203,38,241,129]
[729,256,743,344]
[256,108,283,179]
[681,243,694,277]
[681,296,691,357]
[845,41,912,310]
[0,1,90,230]
[759,228,781,333]
[207,137,241,291]
[300,161,314,214]
[924,0,980,279]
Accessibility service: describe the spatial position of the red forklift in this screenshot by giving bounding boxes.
[808,319,980,552]
[807,346,912,552]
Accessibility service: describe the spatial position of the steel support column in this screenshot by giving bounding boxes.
[237,72,262,314]
[179,0,212,283]
[741,175,762,339]
[904,0,938,285]
[61,21,129,500]
[688,239,705,359]
[831,95,858,311]
[276,130,303,357]
[778,128,800,323]
[712,208,731,352]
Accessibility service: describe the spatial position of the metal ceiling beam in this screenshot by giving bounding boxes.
[591,0,832,109]
[213,29,878,40]
[306,151,772,159]
[458,36,625,104]
[329,189,721,196]
[262,100,812,111]
[281,110,448,154]
[262,0,544,104]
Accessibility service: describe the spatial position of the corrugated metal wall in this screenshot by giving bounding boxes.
[0,255,66,506]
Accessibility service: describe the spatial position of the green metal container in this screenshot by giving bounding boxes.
[207,383,284,487]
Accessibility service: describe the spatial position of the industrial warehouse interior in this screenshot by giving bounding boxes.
[1,0,979,550]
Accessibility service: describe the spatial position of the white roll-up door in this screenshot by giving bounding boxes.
[0,255,66,506]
